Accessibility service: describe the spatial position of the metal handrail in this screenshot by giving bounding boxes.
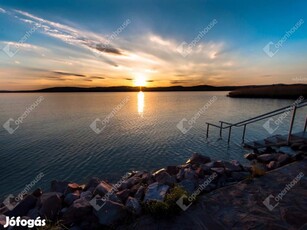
[206,99,307,144]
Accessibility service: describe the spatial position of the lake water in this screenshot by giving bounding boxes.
[0,92,306,198]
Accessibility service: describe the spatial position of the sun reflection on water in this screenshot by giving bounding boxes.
[137,91,144,117]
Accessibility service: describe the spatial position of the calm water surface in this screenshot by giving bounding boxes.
[0,92,306,198]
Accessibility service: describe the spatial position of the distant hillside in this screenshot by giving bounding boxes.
[228,84,307,99]
[1,84,306,95]
[0,85,241,93]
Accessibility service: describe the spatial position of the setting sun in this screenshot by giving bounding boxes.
[134,75,146,87]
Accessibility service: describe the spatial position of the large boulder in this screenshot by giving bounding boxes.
[64,191,80,206]
[116,189,130,203]
[210,167,225,175]
[144,182,169,202]
[65,183,83,195]
[184,168,196,180]
[267,161,277,170]
[62,197,93,225]
[118,176,141,190]
[39,192,62,220]
[186,153,211,164]
[176,168,185,181]
[166,166,179,175]
[93,200,127,226]
[231,172,250,181]
[4,195,37,217]
[154,171,176,185]
[178,179,196,194]
[32,188,43,197]
[84,177,100,191]
[279,146,297,156]
[125,197,142,215]
[94,181,113,196]
[223,160,243,172]
[134,186,145,201]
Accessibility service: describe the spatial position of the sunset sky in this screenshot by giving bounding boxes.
[0,0,306,90]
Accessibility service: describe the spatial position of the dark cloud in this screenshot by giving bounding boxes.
[94,44,122,55]
[90,76,105,79]
[170,80,188,84]
[125,78,133,81]
[146,80,154,82]
[53,71,86,77]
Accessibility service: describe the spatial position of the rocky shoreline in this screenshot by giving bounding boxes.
[0,142,306,229]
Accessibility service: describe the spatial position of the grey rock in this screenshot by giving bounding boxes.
[211,167,225,174]
[178,179,196,194]
[80,191,93,201]
[64,192,80,206]
[5,195,37,217]
[155,171,176,185]
[224,160,242,172]
[267,161,277,170]
[27,208,40,219]
[126,196,142,215]
[116,189,130,203]
[279,146,297,156]
[63,197,92,225]
[166,166,179,175]
[39,192,62,220]
[94,181,113,196]
[144,182,169,202]
[134,186,145,201]
[184,168,196,180]
[84,177,100,191]
[32,188,43,197]
[176,168,185,181]
[93,200,127,226]
[186,153,211,164]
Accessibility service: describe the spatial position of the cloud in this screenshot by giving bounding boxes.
[94,44,122,55]
[90,76,105,80]
[0,7,6,13]
[52,71,86,77]
[8,9,123,65]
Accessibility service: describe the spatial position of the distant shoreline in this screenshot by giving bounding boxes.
[1,84,306,96]
[228,84,307,99]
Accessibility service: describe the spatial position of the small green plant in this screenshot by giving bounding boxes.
[143,186,188,218]
[251,162,266,177]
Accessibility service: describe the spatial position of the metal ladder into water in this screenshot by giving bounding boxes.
[205,99,307,147]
